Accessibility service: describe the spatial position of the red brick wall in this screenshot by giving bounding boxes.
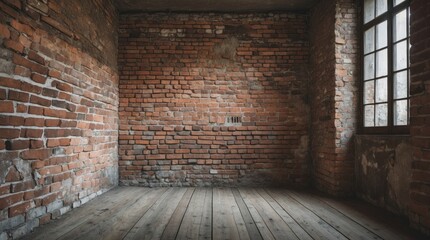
[0,0,118,238]
[118,13,310,187]
[409,0,430,235]
[310,0,358,196]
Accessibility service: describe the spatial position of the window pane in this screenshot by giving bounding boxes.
[364,0,375,23]
[394,40,408,71]
[394,100,408,125]
[376,21,387,49]
[376,49,387,77]
[375,103,388,126]
[394,70,408,99]
[375,78,387,103]
[364,27,375,54]
[364,54,375,80]
[364,105,375,127]
[395,0,406,6]
[394,9,407,41]
[364,80,375,104]
[376,0,387,17]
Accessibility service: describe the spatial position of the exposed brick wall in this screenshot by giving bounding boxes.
[409,0,430,235]
[118,13,310,187]
[0,0,118,238]
[310,0,358,196]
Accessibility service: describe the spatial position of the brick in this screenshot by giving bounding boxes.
[0,89,6,100]
[30,95,51,107]
[0,193,23,210]
[31,73,47,84]
[4,39,24,53]
[10,20,34,37]
[0,128,20,138]
[20,149,51,160]
[9,139,30,150]
[8,90,29,102]
[0,101,14,113]
[0,23,10,39]
[13,54,48,75]
[5,166,21,182]
[28,50,45,65]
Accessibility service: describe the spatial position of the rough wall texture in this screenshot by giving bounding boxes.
[355,135,412,217]
[409,0,430,235]
[309,0,358,196]
[0,0,118,238]
[118,13,310,187]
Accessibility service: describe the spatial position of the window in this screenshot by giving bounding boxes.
[361,0,410,134]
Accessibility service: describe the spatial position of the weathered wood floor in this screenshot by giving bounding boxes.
[24,187,425,240]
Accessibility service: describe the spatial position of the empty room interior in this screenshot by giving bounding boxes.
[1,0,430,239]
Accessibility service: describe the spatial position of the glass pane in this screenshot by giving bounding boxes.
[394,9,407,41]
[376,0,387,17]
[364,0,375,23]
[364,81,375,104]
[395,0,406,6]
[364,105,375,127]
[364,54,375,80]
[394,100,408,125]
[364,27,375,54]
[394,40,408,71]
[375,103,388,126]
[376,49,387,77]
[394,70,408,99]
[376,21,387,49]
[375,78,387,103]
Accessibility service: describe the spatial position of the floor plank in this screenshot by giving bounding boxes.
[24,187,143,240]
[286,190,382,240]
[176,187,212,240]
[315,193,419,240]
[257,189,312,240]
[266,189,348,240]
[161,188,195,240]
[231,188,263,240]
[124,188,187,240]
[213,188,249,240]
[22,187,426,240]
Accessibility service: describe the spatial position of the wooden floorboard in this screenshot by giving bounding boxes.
[24,187,427,240]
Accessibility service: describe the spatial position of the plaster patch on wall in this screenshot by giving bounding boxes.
[387,142,411,212]
[214,36,239,60]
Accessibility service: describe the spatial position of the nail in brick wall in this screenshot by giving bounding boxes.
[118,13,311,187]
[0,0,118,238]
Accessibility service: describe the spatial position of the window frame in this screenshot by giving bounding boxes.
[359,0,411,135]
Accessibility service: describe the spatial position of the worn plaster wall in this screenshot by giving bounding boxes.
[355,136,412,216]
[118,13,311,187]
[0,0,118,238]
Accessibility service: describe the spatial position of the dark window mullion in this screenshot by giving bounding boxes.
[387,0,394,131]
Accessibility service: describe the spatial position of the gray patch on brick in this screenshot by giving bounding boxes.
[27,206,46,219]
[47,200,63,213]
[0,232,8,240]
[0,215,25,231]
[72,200,81,209]
[12,218,39,239]
[52,147,65,156]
